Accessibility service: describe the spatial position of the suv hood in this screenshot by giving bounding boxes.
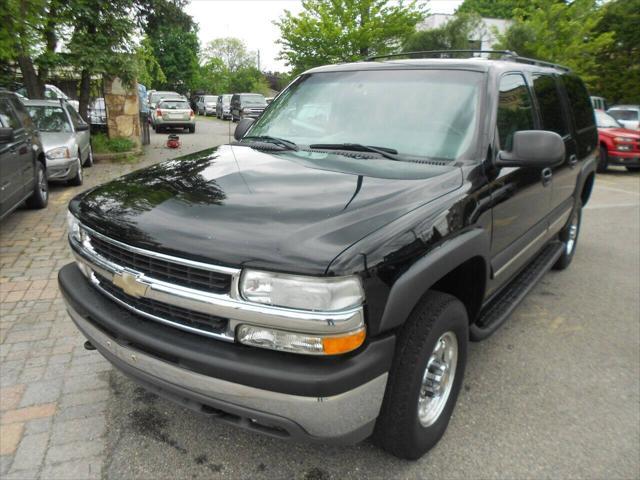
[72,144,462,274]
[599,127,640,139]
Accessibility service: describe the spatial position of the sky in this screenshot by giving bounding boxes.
[185,0,464,72]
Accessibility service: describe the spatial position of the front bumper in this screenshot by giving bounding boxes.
[46,156,79,181]
[608,150,640,166]
[58,263,394,443]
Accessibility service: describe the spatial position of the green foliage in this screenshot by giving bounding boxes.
[276,0,426,74]
[228,67,270,95]
[192,57,229,94]
[204,38,256,72]
[591,0,640,104]
[136,36,166,87]
[456,0,535,19]
[496,0,615,86]
[403,13,482,52]
[91,133,136,153]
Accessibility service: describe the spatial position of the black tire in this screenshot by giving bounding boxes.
[25,161,48,209]
[373,291,468,460]
[626,166,640,172]
[553,200,582,270]
[67,158,83,186]
[597,146,608,173]
[189,125,195,133]
[157,125,164,134]
[83,145,93,167]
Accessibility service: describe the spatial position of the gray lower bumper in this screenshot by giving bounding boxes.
[67,304,387,443]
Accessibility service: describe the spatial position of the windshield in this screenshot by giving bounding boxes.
[595,111,622,128]
[27,106,72,132]
[608,109,639,121]
[203,96,216,102]
[159,100,190,110]
[249,70,482,161]
[241,94,266,106]
[151,92,180,103]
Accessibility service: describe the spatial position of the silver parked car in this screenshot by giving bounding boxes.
[607,105,640,131]
[153,98,195,133]
[24,100,92,185]
[196,95,217,116]
[216,94,232,119]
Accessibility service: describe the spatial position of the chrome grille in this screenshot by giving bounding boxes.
[95,273,228,335]
[87,233,232,293]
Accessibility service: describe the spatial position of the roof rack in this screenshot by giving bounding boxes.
[364,49,570,71]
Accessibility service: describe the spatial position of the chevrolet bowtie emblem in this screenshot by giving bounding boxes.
[112,271,149,298]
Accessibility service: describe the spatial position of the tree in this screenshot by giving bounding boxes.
[191,57,229,94]
[403,13,482,53]
[136,36,167,88]
[228,67,270,95]
[456,0,535,19]
[591,0,640,103]
[496,0,614,86]
[276,0,425,73]
[204,38,256,72]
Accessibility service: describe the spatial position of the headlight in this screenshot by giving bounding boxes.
[66,211,82,242]
[240,269,364,311]
[613,136,634,143]
[47,147,71,159]
[237,325,366,355]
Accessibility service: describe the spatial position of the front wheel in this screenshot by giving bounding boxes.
[597,147,608,173]
[553,200,582,270]
[25,162,48,209]
[68,158,83,186]
[83,145,93,167]
[626,166,640,172]
[189,125,195,133]
[374,291,468,460]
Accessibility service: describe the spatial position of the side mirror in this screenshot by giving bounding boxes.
[497,130,565,168]
[0,127,14,143]
[234,118,255,141]
[75,124,89,132]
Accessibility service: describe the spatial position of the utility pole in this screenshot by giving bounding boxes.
[257,50,261,71]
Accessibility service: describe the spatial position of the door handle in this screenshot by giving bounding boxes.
[541,168,553,186]
[568,155,578,168]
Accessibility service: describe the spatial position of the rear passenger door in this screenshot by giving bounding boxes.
[531,73,577,227]
[0,99,31,209]
[66,104,90,161]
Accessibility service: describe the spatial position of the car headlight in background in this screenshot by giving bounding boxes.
[240,269,364,311]
[46,147,71,160]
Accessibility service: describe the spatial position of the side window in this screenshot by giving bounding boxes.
[66,105,85,129]
[0,100,22,130]
[562,74,595,132]
[496,74,535,150]
[532,75,569,137]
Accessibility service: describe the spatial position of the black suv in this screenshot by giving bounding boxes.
[0,90,47,220]
[59,53,597,460]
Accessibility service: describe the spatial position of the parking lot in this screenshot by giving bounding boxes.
[1,119,638,479]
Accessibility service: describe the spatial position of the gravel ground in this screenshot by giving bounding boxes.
[1,119,638,479]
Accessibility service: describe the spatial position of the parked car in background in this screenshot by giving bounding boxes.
[17,84,80,111]
[196,95,217,116]
[61,54,598,460]
[25,99,92,185]
[0,90,47,219]
[152,98,195,133]
[230,93,267,122]
[590,96,606,111]
[596,110,640,172]
[216,94,232,120]
[88,98,107,132]
[607,105,640,131]
[148,91,182,110]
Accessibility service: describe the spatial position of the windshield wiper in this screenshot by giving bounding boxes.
[309,143,400,161]
[242,135,299,151]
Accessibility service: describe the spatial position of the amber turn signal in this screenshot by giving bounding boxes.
[322,328,366,355]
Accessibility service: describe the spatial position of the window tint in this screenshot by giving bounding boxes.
[562,75,594,131]
[497,74,535,150]
[533,75,568,136]
[0,100,21,129]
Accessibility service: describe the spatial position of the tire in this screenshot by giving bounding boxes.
[68,158,83,186]
[553,200,582,270]
[83,145,93,167]
[189,125,195,133]
[626,166,640,172]
[373,291,468,460]
[597,146,608,173]
[25,162,48,209]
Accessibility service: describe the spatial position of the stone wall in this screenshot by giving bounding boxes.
[104,77,140,146]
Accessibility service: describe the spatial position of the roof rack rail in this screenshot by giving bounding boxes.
[364,49,571,71]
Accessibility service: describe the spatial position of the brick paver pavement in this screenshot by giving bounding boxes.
[0,120,227,479]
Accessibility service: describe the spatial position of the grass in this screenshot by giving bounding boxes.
[91,133,136,154]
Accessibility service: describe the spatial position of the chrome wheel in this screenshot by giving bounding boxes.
[38,168,48,201]
[418,331,458,427]
[565,213,579,255]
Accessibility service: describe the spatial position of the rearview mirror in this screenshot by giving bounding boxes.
[0,127,13,143]
[234,118,255,141]
[496,130,565,168]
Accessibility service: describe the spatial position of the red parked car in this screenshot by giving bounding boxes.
[595,110,640,172]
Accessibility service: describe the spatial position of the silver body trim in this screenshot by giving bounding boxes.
[67,305,386,438]
[70,227,365,339]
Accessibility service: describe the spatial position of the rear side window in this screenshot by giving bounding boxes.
[0,99,21,130]
[562,75,595,132]
[532,75,569,136]
[496,74,535,150]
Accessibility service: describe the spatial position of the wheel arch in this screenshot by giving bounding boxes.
[377,229,490,334]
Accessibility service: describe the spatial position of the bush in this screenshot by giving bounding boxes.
[91,133,136,153]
